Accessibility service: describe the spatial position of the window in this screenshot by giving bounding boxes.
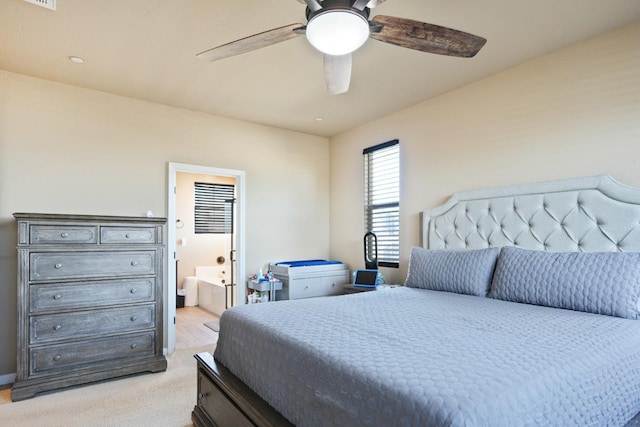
[194,182,234,234]
[363,140,399,268]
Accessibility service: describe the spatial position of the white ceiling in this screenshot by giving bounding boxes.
[1,0,639,137]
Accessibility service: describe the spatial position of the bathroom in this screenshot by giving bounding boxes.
[174,171,236,348]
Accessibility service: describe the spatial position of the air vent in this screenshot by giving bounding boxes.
[23,0,56,11]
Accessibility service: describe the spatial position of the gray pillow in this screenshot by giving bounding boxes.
[489,246,640,319]
[404,247,500,296]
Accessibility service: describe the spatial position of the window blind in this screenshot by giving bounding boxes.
[194,182,234,234]
[363,140,399,268]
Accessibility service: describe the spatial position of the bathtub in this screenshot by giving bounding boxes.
[195,266,231,317]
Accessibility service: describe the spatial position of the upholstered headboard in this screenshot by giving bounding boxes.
[421,175,640,252]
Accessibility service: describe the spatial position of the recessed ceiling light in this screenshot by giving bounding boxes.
[315,117,324,122]
[69,56,85,64]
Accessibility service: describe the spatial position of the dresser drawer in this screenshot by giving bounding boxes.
[30,332,155,375]
[289,277,344,299]
[30,251,156,281]
[100,227,157,244]
[30,225,98,244]
[197,367,253,427]
[31,304,155,344]
[30,278,155,313]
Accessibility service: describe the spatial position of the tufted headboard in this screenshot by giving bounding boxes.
[421,175,640,253]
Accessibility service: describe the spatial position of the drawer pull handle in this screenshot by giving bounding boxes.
[54,263,63,269]
[130,316,138,322]
[53,294,62,300]
[130,343,137,349]
[131,261,138,266]
[53,355,61,361]
[60,232,69,238]
[126,233,132,238]
[199,392,208,400]
[53,325,61,331]
[130,288,137,294]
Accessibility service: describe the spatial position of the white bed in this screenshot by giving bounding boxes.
[193,175,640,427]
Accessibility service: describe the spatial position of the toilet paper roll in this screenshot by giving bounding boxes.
[183,276,198,306]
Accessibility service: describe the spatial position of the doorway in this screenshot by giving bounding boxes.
[166,162,246,354]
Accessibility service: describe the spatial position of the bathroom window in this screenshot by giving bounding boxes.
[194,182,234,234]
[363,139,400,268]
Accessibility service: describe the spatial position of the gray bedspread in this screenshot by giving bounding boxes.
[214,287,640,426]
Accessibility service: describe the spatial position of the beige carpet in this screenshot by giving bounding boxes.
[0,345,214,427]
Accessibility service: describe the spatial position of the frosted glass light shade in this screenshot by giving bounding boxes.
[306,10,370,56]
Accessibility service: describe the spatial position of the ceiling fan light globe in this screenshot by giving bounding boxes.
[306,10,370,56]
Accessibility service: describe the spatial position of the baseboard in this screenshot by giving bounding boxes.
[0,373,16,388]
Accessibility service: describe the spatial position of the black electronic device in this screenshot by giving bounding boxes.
[353,269,378,288]
[364,231,378,270]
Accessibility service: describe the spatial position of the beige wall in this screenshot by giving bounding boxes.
[330,22,640,285]
[0,71,330,379]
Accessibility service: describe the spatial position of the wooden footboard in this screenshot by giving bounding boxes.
[192,352,294,427]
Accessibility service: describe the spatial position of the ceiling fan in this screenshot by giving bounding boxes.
[196,0,486,95]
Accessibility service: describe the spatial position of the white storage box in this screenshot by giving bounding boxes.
[270,260,349,300]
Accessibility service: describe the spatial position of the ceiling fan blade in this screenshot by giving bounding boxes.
[324,53,352,95]
[300,0,322,12]
[370,15,486,58]
[366,0,387,8]
[197,24,304,62]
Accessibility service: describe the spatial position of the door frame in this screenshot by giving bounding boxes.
[166,162,246,354]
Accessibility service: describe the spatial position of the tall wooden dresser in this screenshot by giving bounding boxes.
[11,213,167,401]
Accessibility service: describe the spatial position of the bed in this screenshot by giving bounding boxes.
[192,174,640,427]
